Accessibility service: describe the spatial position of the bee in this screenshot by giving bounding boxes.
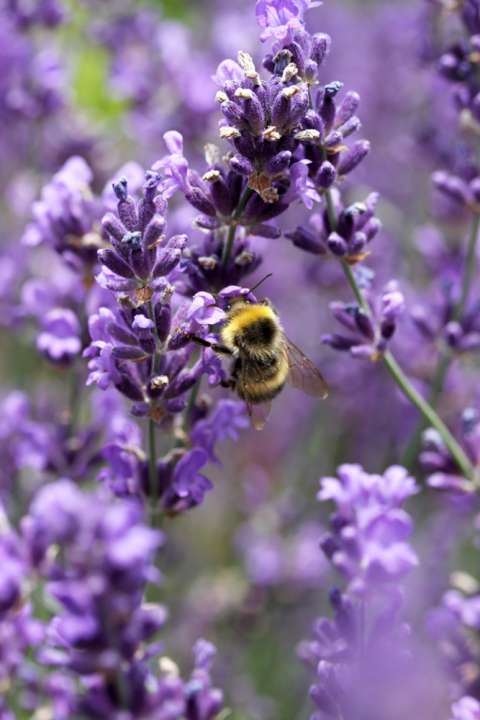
[190,282,328,429]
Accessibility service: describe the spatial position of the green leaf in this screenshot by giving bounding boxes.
[72,44,129,122]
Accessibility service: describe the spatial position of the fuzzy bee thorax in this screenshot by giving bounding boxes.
[220,301,282,354]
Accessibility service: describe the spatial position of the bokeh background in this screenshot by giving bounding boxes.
[1,1,478,718]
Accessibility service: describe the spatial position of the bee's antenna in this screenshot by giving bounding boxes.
[249,273,273,294]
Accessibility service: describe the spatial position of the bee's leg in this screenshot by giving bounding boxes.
[188,335,233,356]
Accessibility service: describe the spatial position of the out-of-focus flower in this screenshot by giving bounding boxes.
[451,696,480,720]
[421,408,480,495]
[36,308,81,364]
[5,0,65,28]
[318,463,418,593]
[22,156,103,272]
[300,464,422,720]
[256,0,321,45]
[21,480,224,718]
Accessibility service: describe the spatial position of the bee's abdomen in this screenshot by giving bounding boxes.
[236,354,289,404]
[238,379,286,404]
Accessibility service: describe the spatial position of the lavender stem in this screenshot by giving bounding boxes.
[326,188,475,482]
[147,417,159,519]
[455,212,480,320]
[402,213,480,468]
[147,299,161,521]
[221,186,254,269]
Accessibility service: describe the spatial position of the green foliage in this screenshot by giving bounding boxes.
[72,44,130,122]
[149,0,193,19]
[60,0,129,123]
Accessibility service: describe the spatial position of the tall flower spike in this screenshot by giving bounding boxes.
[21,481,224,717]
[300,464,420,720]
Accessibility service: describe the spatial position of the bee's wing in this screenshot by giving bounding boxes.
[246,400,272,431]
[283,336,329,398]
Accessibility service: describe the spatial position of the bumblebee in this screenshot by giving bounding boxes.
[191,297,328,429]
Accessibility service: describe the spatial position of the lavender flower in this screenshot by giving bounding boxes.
[36,308,81,364]
[256,0,321,44]
[84,170,251,512]
[420,406,480,494]
[2,0,480,716]
[23,156,103,272]
[21,480,224,718]
[427,567,480,706]
[288,191,380,262]
[410,284,480,355]
[299,464,421,720]
[451,697,480,720]
[0,506,44,718]
[318,463,418,594]
[191,399,249,462]
[322,281,404,360]
[5,0,65,28]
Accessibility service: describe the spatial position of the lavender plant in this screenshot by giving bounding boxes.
[2,0,480,717]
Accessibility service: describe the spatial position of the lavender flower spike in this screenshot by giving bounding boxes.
[318,463,418,593]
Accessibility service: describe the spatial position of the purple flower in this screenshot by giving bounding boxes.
[191,399,249,461]
[301,464,421,720]
[281,159,319,209]
[256,0,321,44]
[22,156,102,270]
[410,284,480,355]
[168,448,212,512]
[36,308,81,364]
[84,307,121,390]
[318,464,418,594]
[292,191,380,263]
[185,639,224,720]
[19,479,227,716]
[187,292,226,328]
[7,0,65,28]
[421,410,480,495]
[322,281,404,361]
[97,397,144,497]
[451,697,480,720]
[23,479,161,658]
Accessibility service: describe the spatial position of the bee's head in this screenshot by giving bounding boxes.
[259,297,279,315]
[225,295,248,312]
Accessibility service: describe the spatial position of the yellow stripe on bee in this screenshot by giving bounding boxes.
[221,303,277,347]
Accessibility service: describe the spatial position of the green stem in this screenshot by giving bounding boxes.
[341,261,369,311]
[455,212,480,320]
[221,186,254,270]
[401,352,451,468]
[401,213,480,467]
[221,223,236,269]
[383,351,473,479]
[325,186,338,235]
[325,189,475,481]
[148,417,158,517]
